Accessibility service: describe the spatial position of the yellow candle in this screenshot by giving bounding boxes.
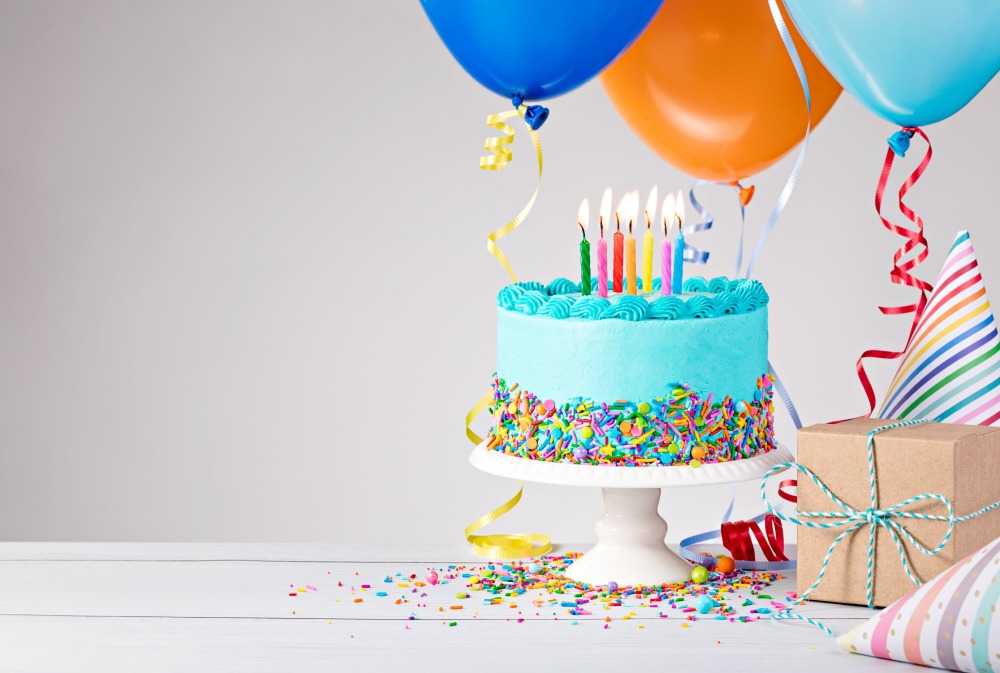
[642,186,657,294]
[642,228,653,293]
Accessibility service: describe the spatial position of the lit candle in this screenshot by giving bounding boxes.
[597,188,611,298]
[672,190,685,295]
[578,199,591,296]
[613,193,627,293]
[661,192,675,296]
[626,191,638,296]
[643,186,657,294]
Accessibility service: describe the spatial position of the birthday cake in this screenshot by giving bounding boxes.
[487,276,776,467]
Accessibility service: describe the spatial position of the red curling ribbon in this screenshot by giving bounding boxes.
[720,480,796,562]
[852,127,933,416]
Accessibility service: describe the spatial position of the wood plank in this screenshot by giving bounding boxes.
[0,542,498,563]
[0,555,875,622]
[0,616,915,673]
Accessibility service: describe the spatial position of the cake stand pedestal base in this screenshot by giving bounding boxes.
[563,487,691,586]
[469,442,793,587]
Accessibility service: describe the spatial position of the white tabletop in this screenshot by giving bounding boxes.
[0,543,915,672]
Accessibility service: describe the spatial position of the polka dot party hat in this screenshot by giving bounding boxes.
[839,535,1000,672]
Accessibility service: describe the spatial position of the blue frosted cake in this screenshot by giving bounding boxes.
[487,276,776,467]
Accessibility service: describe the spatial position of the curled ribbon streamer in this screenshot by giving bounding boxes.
[465,390,492,445]
[852,127,933,416]
[721,479,795,563]
[480,106,544,283]
[762,420,1000,626]
[688,180,746,278]
[464,483,552,560]
[768,360,803,430]
[678,361,801,570]
[678,477,798,572]
[742,0,812,280]
[464,389,552,559]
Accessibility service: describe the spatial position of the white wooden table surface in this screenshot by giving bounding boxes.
[0,543,916,672]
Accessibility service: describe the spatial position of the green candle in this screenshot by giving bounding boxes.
[578,198,591,296]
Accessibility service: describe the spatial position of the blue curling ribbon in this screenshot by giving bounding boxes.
[679,188,712,264]
[511,94,549,130]
[768,360,802,431]
[887,129,914,157]
[742,0,812,279]
[688,180,748,278]
[679,2,812,579]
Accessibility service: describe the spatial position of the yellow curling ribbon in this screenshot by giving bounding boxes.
[479,105,543,283]
[465,390,491,445]
[465,483,552,560]
[462,105,548,560]
[465,388,552,560]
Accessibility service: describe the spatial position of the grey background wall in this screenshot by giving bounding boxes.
[0,0,996,544]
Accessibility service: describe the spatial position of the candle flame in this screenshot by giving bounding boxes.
[675,190,685,225]
[662,192,675,236]
[615,192,630,232]
[645,186,658,230]
[599,187,612,236]
[578,198,589,239]
[624,191,640,235]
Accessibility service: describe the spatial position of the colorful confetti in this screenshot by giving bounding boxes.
[293,552,794,629]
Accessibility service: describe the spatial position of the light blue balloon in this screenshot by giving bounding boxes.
[784,0,1000,127]
[421,0,663,103]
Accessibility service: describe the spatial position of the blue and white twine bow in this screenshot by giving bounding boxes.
[760,419,1000,634]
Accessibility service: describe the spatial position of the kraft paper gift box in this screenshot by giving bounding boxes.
[795,418,1000,607]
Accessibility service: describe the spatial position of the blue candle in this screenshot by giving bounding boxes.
[672,231,684,295]
[671,192,686,295]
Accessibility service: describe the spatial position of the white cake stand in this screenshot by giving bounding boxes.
[469,442,793,587]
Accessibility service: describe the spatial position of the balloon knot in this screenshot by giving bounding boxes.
[511,95,548,130]
[738,184,755,207]
[887,129,915,157]
[523,104,549,130]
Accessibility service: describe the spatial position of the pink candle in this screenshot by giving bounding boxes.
[661,237,672,296]
[597,221,608,298]
[661,193,675,296]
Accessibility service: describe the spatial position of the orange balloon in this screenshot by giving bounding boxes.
[600,0,842,182]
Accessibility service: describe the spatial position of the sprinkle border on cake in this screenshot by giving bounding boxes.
[487,375,776,467]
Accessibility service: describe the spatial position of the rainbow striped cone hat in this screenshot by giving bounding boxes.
[877,231,1000,425]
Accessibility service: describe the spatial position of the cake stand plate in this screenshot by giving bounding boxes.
[469,443,793,587]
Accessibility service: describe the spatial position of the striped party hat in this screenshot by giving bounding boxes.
[877,231,1000,424]
[839,535,1000,672]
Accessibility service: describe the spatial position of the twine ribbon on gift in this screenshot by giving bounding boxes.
[760,420,1000,635]
[853,127,934,416]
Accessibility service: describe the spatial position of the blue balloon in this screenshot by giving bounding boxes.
[421,0,664,103]
[784,0,1000,127]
